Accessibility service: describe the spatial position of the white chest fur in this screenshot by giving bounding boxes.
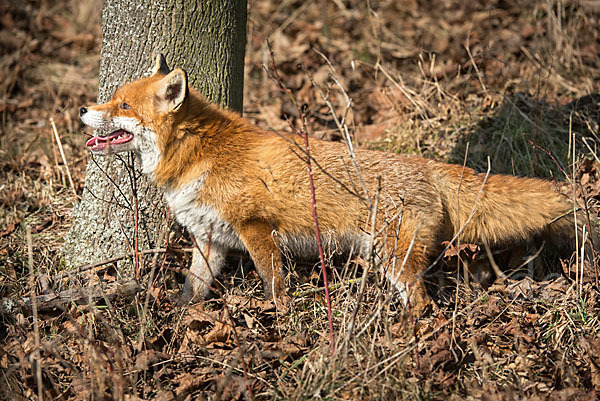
[164,177,245,250]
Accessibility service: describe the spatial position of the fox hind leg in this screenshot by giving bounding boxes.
[379,217,435,311]
[235,220,287,307]
[386,245,430,311]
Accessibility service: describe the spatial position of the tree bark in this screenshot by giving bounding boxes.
[62,0,247,270]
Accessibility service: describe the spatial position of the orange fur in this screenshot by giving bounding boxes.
[80,55,590,311]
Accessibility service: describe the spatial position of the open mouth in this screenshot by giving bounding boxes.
[85,129,134,152]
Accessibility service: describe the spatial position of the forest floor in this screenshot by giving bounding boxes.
[1,0,600,399]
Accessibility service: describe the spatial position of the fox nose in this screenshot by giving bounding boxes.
[79,107,88,116]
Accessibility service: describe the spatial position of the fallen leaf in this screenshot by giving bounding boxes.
[0,220,21,237]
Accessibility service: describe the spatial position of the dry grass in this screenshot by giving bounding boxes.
[1,0,600,399]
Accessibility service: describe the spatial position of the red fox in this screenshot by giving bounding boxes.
[80,54,591,310]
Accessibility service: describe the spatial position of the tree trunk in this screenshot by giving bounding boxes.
[62,0,247,270]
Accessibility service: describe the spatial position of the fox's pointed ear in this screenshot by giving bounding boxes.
[151,53,171,76]
[157,68,188,112]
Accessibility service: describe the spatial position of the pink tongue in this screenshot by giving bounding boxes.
[85,136,106,147]
[85,130,131,148]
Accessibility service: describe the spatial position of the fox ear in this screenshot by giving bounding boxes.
[157,68,188,112]
[151,53,171,76]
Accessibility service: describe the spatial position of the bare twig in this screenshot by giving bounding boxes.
[450,143,470,359]
[137,211,171,352]
[309,49,372,209]
[526,138,569,180]
[347,180,381,342]
[125,154,141,279]
[464,43,487,96]
[301,108,336,354]
[189,233,255,401]
[27,226,43,400]
[571,125,582,296]
[413,157,493,286]
[50,117,77,197]
[0,279,141,316]
[481,235,507,280]
[53,247,191,280]
[89,155,133,210]
[576,180,599,287]
[268,130,364,201]
[266,40,335,354]
[153,209,172,289]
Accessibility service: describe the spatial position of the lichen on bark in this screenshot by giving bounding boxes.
[62,0,247,269]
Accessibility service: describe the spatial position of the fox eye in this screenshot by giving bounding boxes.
[120,102,131,110]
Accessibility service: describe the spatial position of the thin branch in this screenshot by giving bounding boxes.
[266,39,336,354]
[90,155,133,210]
[189,233,255,401]
[126,153,141,279]
[27,226,43,400]
[301,107,336,354]
[308,50,372,209]
[0,279,142,316]
[153,209,172,289]
[412,157,492,286]
[526,138,569,180]
[53,247,190,280]
[273,131,364,201]
[347,178,381,342]
[50,117,78,198]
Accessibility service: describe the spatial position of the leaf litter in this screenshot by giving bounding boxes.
[1,0,600,399]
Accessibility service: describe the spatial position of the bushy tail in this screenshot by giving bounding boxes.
[431,161,595,255]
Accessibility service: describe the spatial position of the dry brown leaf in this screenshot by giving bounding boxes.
[203,320,232,346]
[580,337,600,392]
[174,371,210,397]
[0,219,21,237]
[134,350,170,371]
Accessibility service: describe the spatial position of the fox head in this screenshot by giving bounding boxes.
[80,54,188,174]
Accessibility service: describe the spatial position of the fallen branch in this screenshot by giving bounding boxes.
[0,279,141,316]
[54,247,193,280]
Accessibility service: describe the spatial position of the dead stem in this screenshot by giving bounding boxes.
[189,233,255,401]
[266,39,336,355]
[27,226,43,400]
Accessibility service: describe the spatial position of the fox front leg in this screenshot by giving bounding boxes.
[178,242,227,305]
